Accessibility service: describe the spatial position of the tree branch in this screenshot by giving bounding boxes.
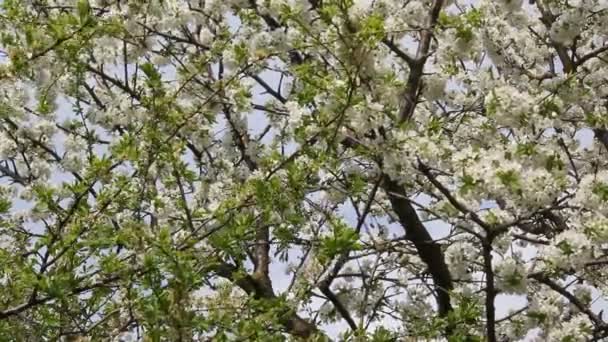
[398,0,445,122]
[483,243,497,342]
[530,273,608,333]
[213,262,322,339]
[316,176,382,331]
[382,176,453,317]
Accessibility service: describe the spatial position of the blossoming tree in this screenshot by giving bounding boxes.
[0,0,607,340]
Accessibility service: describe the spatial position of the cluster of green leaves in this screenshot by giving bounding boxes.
[438,8,483,44]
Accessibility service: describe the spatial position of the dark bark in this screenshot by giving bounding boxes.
[214,263,321,339]
[382,176,453,317]
[482,243,496,342]
[595,128,608,151]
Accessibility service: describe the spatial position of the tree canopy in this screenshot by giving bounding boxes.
[0,0,607,340]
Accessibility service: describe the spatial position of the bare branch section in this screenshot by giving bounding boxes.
[595,128,608,151]
[382,177,453,317]
[398,0,445,122]
[530,273,608,339]
[213,263,322,339]
[317,177,382,332]
[482,244,497,342]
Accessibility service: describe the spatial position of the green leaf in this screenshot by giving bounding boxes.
[593,182,608,201]
[0,197,11,214]
[140,62,162,88]
[371,326,397,342]
[77,0,91,23]
[496,169,521,194]
[319,219,360,263]
[359,13,385,43]
[464,8,483,28]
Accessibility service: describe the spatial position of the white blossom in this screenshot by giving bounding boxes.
[495,258,527,294]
